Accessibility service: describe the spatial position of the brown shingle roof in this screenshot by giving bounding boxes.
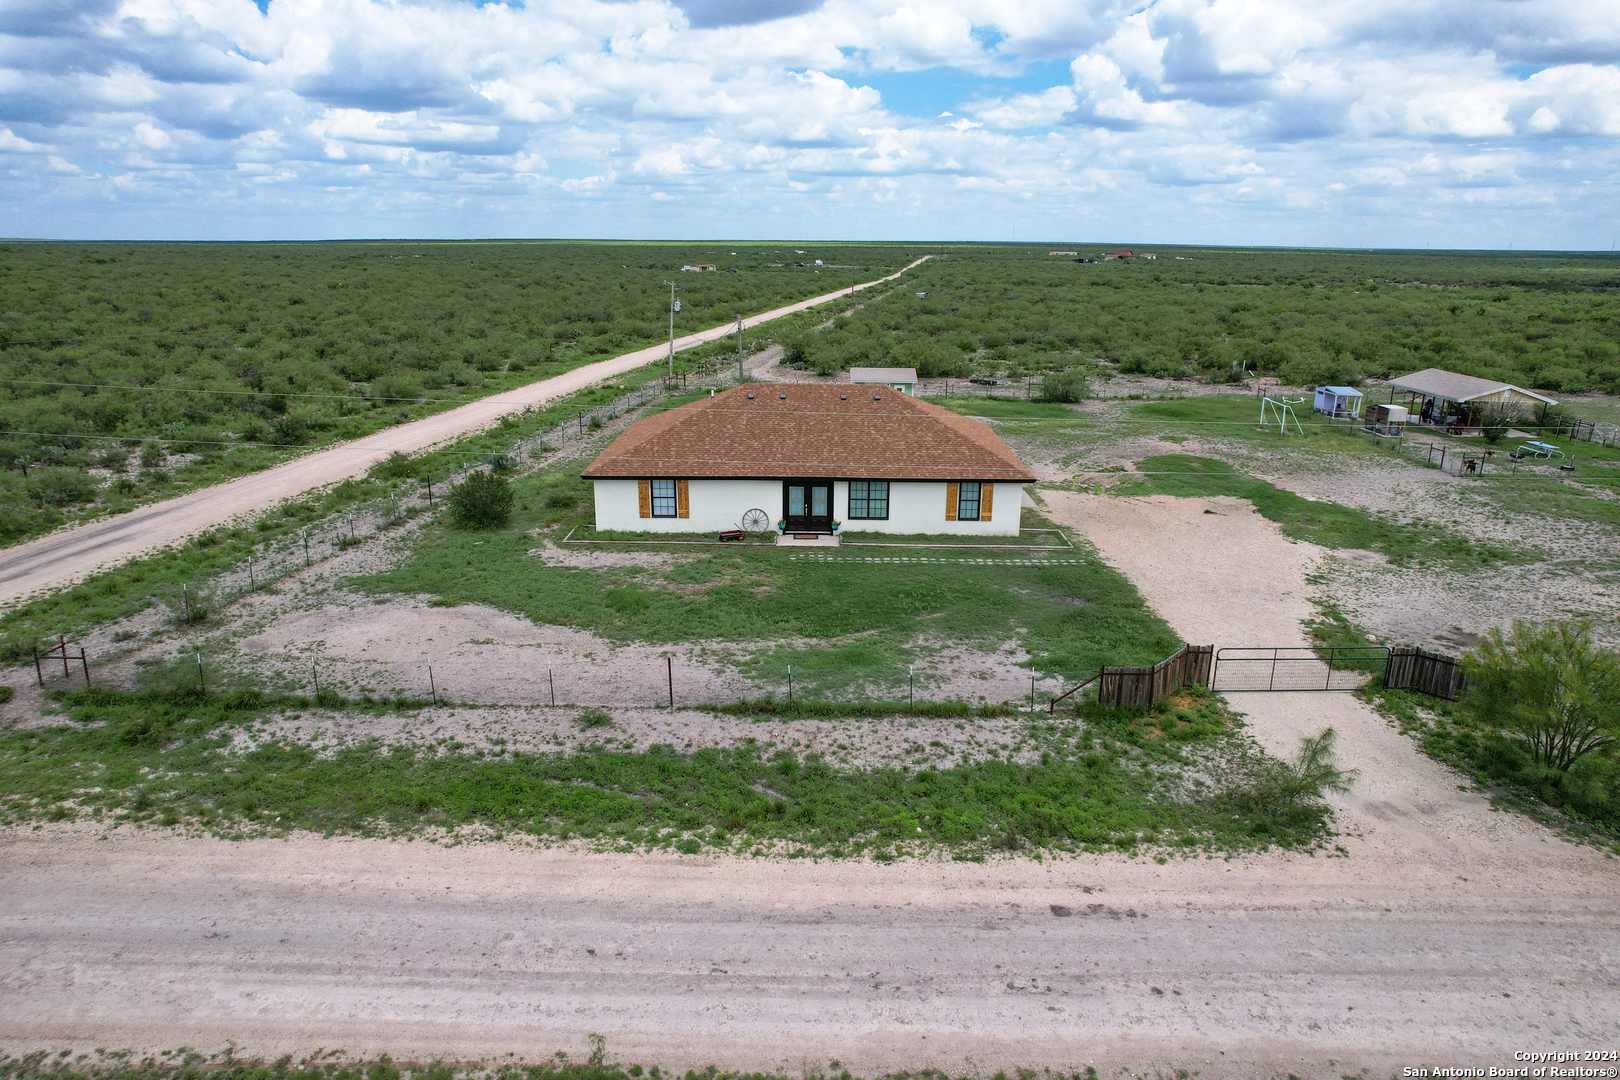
[581,384,1037,482]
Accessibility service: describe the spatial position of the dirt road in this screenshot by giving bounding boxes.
[1,824,1613,1078]
[0,258,930,608]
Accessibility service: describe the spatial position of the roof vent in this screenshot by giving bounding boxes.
[840,394,847,400]
[746,393,754,399]
[873,393,881,401]
[779,393,787,399]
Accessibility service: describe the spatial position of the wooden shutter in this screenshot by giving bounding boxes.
[979,483,994,521]
[945,482,959,521]
[638,479,651,519]
[677,479,690,519]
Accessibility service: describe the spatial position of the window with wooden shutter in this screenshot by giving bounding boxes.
[677,479,690,518]
[980,483,994,521]
[945,482,959,521]
[638,479,651,518]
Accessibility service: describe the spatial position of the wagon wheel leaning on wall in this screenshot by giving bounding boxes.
[740,508,770,535]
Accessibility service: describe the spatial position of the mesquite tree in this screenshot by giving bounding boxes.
[1464,621,1620,772]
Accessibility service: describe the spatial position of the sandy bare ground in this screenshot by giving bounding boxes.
[0,258,931,608]
[2,490,1617,1076]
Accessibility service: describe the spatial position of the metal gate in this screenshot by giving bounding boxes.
[1212,646,1390,692]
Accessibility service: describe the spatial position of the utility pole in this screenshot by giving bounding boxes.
[664,280,677,380]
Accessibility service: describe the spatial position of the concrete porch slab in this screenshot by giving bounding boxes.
[774,532,842,547]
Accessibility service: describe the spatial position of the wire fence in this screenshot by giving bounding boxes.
[35,641,1103,713]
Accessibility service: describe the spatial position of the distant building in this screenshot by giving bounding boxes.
[1113,249,1134,258]
[681,264,717,272]
[1049,251,1078,256]
[1140,252,1157,260]
[850,366,918,395]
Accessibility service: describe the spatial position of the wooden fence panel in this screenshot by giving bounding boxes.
[1097,644,1214,709]
[1386,646,1467,701]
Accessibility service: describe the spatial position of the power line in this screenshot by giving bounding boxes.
[0,428,544,458]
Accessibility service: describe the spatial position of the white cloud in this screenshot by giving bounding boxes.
[0,0,1612,245]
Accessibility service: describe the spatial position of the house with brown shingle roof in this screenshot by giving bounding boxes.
[581,384,1036,536]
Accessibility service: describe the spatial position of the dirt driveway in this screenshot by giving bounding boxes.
[0,258,930,608]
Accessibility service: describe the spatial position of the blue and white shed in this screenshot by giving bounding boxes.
[1313,386,1363,419]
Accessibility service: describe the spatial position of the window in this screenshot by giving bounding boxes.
[848,480,889,520]
[650,478,677,517]
[956,481,982,521]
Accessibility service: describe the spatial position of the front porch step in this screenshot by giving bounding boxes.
[775,532,841,546]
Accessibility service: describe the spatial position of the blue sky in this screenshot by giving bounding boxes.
[0,0,1617,247]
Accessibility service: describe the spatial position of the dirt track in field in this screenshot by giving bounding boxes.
[3,489,1617,1077]
[0,258,930,608]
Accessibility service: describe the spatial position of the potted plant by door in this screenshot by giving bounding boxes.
[776,519,786,533]
[830,520,841,533]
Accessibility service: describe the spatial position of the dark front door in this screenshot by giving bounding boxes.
[784,480,833,532]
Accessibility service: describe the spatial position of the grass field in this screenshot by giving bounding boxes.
[361,468,1179,678]
[0,682,1333,856]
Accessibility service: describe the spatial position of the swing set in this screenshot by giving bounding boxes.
[1260,395,1306,435]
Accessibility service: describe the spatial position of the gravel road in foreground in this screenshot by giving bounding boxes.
[0,827,1615,1079]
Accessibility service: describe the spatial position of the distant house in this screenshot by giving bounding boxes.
[1140,252,1157,260]
[1111,249,1134,259]
[850,366,917,395]
[680,263,717,272]
[581,384,1036,536]
[1049,251,1078,256]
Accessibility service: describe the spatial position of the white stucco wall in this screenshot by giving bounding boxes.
[836,480,1022,536]
[592,478,784,533]
[592,478,1024,536]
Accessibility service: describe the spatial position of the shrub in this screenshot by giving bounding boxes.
[0,685,13,704]
[139,442,166,468]
[369,374,424,404]
[576,708,613,729]
[27,466,97,507]
[368,451,420,481]
[448,470,515,528]
[1039,368,1089,403]
[1463,620,1620,772]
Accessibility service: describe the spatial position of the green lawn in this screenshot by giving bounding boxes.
[929,397,1081,420]
[1126,395,1384,452]
[360,469,1180,679]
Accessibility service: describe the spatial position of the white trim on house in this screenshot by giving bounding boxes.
[590,478,1025,536]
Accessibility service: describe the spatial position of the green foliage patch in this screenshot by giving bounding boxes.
[0,686,1332,855]
[0,240,915,545]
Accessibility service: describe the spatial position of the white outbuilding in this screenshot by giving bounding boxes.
[1313,386,1364,419]
[849,366,918,395]
[581,383,1036,536]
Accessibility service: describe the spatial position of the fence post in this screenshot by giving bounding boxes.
[33,645,42,687]
[303,530,310,567]
[549,666,556,706]
[60,635,68,679]
[788,665,793,703]
[248,554,255,592]
[428,664,437,705]
[1030,675,1035,710]
[909,666,913,708]
[312,658,319,695]
[196,651,205,695]
[81,647,90,686]
[667,655,674,709]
